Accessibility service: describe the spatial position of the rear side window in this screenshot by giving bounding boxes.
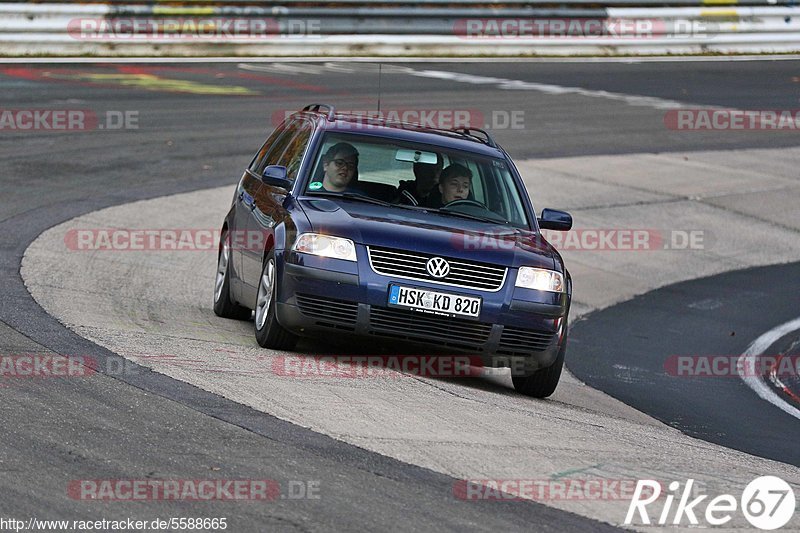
[249,123,287,174]
[275,121,313,182]
[485,161,527,224]
[250,119,303,176]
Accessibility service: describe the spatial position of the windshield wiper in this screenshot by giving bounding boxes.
[432,209,508,225]
[309,191,392,207]
[309,192,433,212]
[340,192,393,206]
[307,192,504,222]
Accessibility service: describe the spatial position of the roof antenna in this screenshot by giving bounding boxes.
[377,63,382,114]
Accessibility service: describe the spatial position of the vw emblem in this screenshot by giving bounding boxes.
[426,257,450,279]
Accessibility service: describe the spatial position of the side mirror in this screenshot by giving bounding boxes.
[262,165,292,190]
[538,208,572,231]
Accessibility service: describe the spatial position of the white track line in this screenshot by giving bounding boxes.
[738,317,800,421]
[399,67,693,109]
[240,62,717,111]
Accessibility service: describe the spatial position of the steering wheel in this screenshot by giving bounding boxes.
[440,199,486,210]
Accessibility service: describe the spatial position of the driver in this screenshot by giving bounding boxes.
[438,163,472,205]
[320,142,359,192]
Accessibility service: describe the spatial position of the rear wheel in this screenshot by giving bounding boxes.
[512,335,566,398]
[254,253,298,350]
[213,229,251,320]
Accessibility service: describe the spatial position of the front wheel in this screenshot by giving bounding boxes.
[254,253,298,350]
[511,336,566,398]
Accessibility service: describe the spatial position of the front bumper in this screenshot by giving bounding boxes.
[276,250,568,371]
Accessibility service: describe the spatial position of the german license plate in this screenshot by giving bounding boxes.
[388,285,481,319]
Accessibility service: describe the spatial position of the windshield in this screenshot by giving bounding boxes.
[303,132,531,228]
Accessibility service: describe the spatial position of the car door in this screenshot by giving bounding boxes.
[239,119,310,307]
[254,119,313,253]
[231,124,287,303]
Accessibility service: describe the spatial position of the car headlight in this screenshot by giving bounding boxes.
[292,233,357,262]
[515,267,565,293]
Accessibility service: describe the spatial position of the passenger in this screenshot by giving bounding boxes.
[397,155,443,206]
[438,163,472,205]
[320,142,359,192]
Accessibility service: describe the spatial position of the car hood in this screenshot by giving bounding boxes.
[299,197,558,270]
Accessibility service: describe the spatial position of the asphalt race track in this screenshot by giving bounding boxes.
[569,262,800,466]
[2,60,800,531]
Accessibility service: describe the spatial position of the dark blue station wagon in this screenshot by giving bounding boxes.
[214,104,574,397]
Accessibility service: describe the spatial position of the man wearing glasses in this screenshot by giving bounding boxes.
[320,142,359,192]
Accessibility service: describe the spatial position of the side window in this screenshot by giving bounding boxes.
[250,120,303,176]
[248,123,286,173]
[491,165,525,223]
[276,121,313,182]
[260,120,301,172]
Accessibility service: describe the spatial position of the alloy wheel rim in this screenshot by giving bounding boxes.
[214,236,229,303]
[255,260,275,330]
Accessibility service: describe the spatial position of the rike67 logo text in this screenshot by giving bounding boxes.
[625,477,796,530]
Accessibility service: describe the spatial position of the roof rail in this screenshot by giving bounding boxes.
[306,112,500,150]
[302,103,336,121]
[450,127,497,148]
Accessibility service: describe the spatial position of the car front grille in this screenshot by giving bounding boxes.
[497,326,556,355]
[369,307,493,351]
[366,247,507,292]
[294,296,555,355]
[295,294,358,331]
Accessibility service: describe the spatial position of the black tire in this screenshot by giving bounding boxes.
[512,335,567,398]
[213,229,251,320]
[254,253,298,350]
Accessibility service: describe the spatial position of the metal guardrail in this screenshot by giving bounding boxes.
[0,1,798,56]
